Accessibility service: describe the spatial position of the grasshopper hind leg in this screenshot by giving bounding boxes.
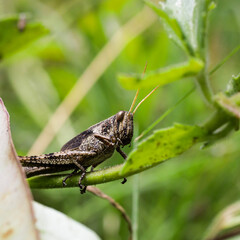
[62,169,87,194]
[78,171,87,194]
[73,160,87,194]
[62,159,87,194]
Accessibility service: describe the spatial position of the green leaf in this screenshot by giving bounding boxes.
[0,16,49,59]
[121,123,207,174]
[118,58,203,90]
[146,0,215,57]
[145,0,189,54]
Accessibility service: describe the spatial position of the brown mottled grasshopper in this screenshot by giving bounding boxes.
[19,82,159,193]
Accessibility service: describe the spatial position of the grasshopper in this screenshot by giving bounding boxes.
[19,80,159,193]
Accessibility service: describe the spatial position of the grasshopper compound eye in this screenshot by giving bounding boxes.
[116,111,125,122]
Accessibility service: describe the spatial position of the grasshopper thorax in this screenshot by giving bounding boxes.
[114,111,133,147]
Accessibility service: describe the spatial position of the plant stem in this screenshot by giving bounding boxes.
[28,161,161,189]
[209,44,240,75]
[132,175,139,240]
[202,109,232,134]
[195,69,213,105]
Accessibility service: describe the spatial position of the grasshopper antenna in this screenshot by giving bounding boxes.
[133,85,160,115]
[128,89,139,113]
[129,63,148,113]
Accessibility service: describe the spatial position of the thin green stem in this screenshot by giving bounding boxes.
[132,175,139,240]
[209,44,240,75]
[28,161,161,189]
[28,164,123,188]
[194,1,213,105]
[136,87,195,141]
[132,126,139,240]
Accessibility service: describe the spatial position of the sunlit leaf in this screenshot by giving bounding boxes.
[0,16,49,59]
[145,0,188,54]
[146,0,215,57]
[118,58,203,90]
[121,123,207,174]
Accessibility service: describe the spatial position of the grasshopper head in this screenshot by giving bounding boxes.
[115,111,133,146]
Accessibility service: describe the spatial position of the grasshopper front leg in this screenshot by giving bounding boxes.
[94,134,128,184]
[74,159,90,194]
[116,146,127,159]
[116,146,128,184]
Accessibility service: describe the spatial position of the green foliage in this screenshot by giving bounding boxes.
[122,124,207,174]
[1,0,240,239]
[118,0,215,98]
[0,16,49,59]
[146,0,215,57]
[118,58,203,89]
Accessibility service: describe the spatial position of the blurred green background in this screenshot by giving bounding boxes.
[0,0,240,239]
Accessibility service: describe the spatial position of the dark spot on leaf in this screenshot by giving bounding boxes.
[128,158,133,164]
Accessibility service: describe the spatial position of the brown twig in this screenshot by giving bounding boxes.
[87,186,132,240]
